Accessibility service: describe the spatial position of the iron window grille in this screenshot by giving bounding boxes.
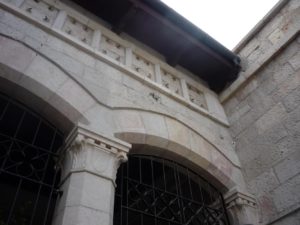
[0,93,63,225]
[114,155,230,225]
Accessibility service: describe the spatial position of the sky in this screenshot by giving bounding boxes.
[161,0,280,50]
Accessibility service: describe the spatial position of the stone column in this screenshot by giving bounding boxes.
[52,126,131,225]
[224,189,258,225]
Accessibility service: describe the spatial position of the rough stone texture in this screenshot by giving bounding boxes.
[2,0,300,224]
[224,1,300,223]
[0,0,243,195]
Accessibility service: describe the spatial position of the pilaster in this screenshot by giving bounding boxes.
[53,126,131,225]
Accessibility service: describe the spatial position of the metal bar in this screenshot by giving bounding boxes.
[0,93,64,225]
[221,193,231,225]
[150,157,157,225]
[116,155,229,225]
[6,178,23,225]
[120,163,123,225]
[43,168,59,225]
[29,130,57,225]
[0,98,9,121]
[0,110,25,171]
[31,119,42,146]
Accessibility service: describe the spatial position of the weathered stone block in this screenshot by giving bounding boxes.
[52,79,97,114]
[40,44,84,76]
[0,35,36,72]
[23,55,69,98]
[288,50,300,71]
[282,86,300,112]
[272,174,300,213]
[274,150,300,183]
[47,36,96,68]
[255,103,286,134]
[273,62,294,85]
[262,123,288,144]
[268,28,284,45]
[165,117,191,154]
[248,169,279,196]
[140,112,169,146]
[271,71,300,103]
[0,21,25,40]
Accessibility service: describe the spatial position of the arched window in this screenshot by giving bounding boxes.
[114,155,230,225]
[0,93,64,225]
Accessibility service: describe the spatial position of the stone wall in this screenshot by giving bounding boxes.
[0,0,247,193]
[222,0,300,224]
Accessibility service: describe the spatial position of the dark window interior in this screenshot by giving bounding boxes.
[114,155,230,225]
[0,93,64,225]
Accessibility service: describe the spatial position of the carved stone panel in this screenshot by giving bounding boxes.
[187,83,207,109]
[62,16,93,45]
[20,0,59,25]
[132,52,155,81]
[161,69,182,96]
[99,35,125,64]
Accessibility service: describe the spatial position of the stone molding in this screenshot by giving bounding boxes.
[60,125,131,186]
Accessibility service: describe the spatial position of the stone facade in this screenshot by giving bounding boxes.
[222,0,300,224]
[0,0,299,224]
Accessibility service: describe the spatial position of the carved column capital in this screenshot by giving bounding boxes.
[224,189,258,225]
[61,125,131,186]
[225,191,257,209]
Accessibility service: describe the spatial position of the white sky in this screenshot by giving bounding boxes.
[161,0,280,50]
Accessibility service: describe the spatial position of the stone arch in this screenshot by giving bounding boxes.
[0,35,97,131]
[114,109,245,192]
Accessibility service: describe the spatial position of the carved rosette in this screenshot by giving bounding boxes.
[61,126,131,186]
